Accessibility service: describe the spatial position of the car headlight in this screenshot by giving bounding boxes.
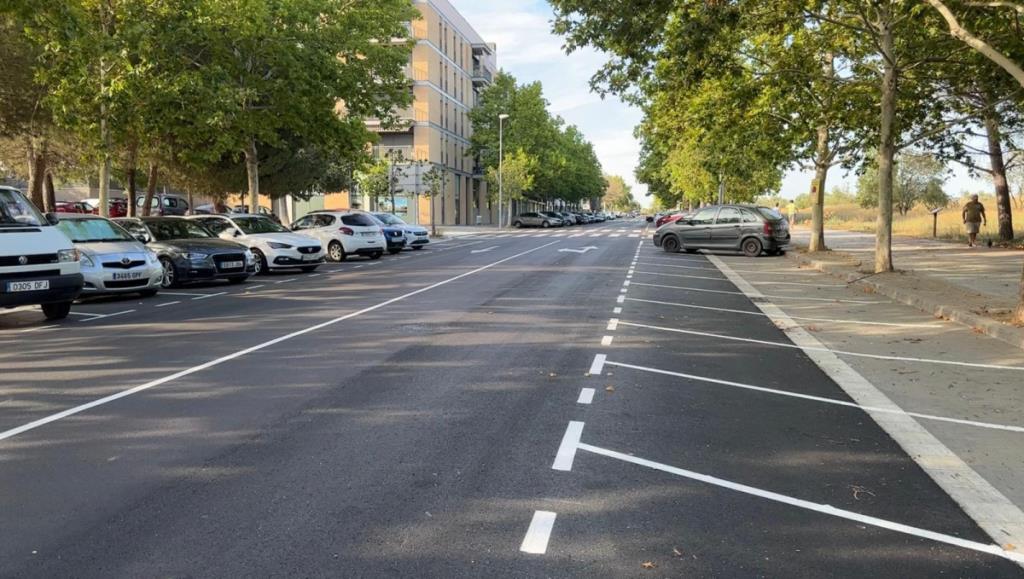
[244,249,255,264]
[184,252,209,262]
[146,251,161,265]
[79,252,94,267]
[268,242,292,249]
[57,248,80,263]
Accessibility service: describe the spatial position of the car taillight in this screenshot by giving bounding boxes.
[340,227,354,236]
[763,222,774,235]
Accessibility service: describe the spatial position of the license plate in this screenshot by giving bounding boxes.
[219,261,244,270]
[6,280,49,293]
[301,253,318,262]
[360,232,377,237]
[112,272,143,281]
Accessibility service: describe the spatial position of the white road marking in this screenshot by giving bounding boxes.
[470,246,499,254]
[0,241,562,443]
[619,288,628,294]
[613,307,622,314]
[610,233,622,238]
[577,388,595,404]
[245,284,266,291]
[192,292,227,300]
[616,320,1024,371]
[158,291,208,297]
[616,295,625,304]
[520,511,557,555]
[623,297,944,329]
[552,421,584,471]
[308,273,321,278]
[68,311,103,318]
[79,310,136,322]
[630,282,882,304]
[629,234,639,238]
[706,254,1024,552]
[752,280,847,288]
[19,325,58,334]
[635,270,729,282]
[601,335,614,346]
[606,318,619,331]
[589,354,606,375]
[155,301,181,308]
[578,443,1024,565]
[605,359,1024,433]
[622,280,631,287]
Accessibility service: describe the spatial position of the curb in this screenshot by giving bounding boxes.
[786,251,1024,352]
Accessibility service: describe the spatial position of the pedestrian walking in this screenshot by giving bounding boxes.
[961,194,986,247]
[787,200,797,225]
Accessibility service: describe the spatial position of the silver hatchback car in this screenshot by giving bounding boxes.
[55,214,163,297]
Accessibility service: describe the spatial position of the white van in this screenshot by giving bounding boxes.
[0,186,83,320]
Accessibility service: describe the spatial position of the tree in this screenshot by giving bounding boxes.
[485,148,536,226]
[423,164,448,236]
[857,153,949,214]
[355,159,390,210]
[604,175,635,211]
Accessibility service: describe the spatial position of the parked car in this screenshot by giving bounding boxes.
[194,202,232,215]
[653,204,791,257]
[540,211,568,227]
[656,212,691,229]
[136,193,189,216]
[591,212,606,223]
[558,212,578,225]
[115,217,255,288]
[0,186,83,320]
[372,212,430,250]
[55,213,162,297]
[512,211,561,228]
[54,200,92,214]
[188,214,324,274]
[82,197,128,217]
[290,211,385,262]
[365,214,407,254]
[231,205,282,224]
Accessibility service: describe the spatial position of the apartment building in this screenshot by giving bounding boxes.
[363,0,497,226]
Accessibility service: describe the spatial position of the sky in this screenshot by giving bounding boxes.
[449,0,995,209]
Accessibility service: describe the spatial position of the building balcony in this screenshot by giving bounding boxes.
[472,65,493,86]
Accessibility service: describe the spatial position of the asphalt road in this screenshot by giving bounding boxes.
[1,220,1021,577]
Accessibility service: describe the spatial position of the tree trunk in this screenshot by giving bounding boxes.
[244,139,260,213]
[875,17,897,273]
[1016,266,1024,324]
[27,139,47,210]
[126,166,137,217]
[809,125,830,252]
[98,155,111,218]
[187,190,194,216]
[44,171,56,212]
[143,162,158,217]
[982,107,1014,241]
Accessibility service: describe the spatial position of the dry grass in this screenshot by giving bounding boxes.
[792,196,1023,245]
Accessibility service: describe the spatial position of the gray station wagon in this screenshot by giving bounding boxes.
[652,205,791,257]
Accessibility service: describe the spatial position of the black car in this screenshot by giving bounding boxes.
[652,204,791,257]
[115,217,255,287]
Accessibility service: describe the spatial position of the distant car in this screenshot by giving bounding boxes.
[188,214,324,274]
[558,212,578,225]
[540,211,567,227]
[365,213,407,254]
[54,201,91,214]
[55,214,162,297]
[372,212,430,250]
[81,197,128,217]
[653,204,791,257]
[194,202,232,215]
[574,213,591,224]
[290,211,385,261]
[512,212,561,228]
[231,205,281,224]
[136,193,189,216]
[656,212,691,229]
[115,217,255,288]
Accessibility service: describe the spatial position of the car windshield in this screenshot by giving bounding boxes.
[757,207,784,220]
[233,216,288,234]
[0,188,47,227]
[373,213,405,226]
[146,219,213,240]
[57,218,134,242]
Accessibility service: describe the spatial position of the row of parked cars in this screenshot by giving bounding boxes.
[511,210,620,228]
[0,185,430,320]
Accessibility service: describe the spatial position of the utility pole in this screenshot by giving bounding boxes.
[498,113,509,227]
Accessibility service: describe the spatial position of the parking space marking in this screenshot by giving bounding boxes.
[631,282,883,304]
[275,279,297,284]
[576,443,1024,565]
[158,291,209,297]
[589,354,606,375]
[613,307,622,314]
[192,292,227,301]
[0,241,562,443]
[19,325,59,334]
[520,511,557,555]
[606,318,619,331]
[605,359,1024,433]
[623,297,943,329]
[552,421,584,471]
[616,295,625,304]
[245,285,266,291]
[577,388,595,405]
[155,301,181,308]
[706,254,1024,550]
[617,320,1024,371]
[751,280,847,288]
[634,270,730,282]
[601,335,614,346]
[79,310,136,322]
[67,311,103,318]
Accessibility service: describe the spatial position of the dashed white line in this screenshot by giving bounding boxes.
[192,292,227,301]
[613,307,622,314]
[552,421,584,471]
[616,295,625,304]
[155,301,180,308]
[520,511,557,555]
[275,279,298,284]
[588,354,606,375]
[606,318,619,331]
[601,335,614,346]
[577,388,596,405]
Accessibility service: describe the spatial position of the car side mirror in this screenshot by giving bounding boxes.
[133,233,151,243]
[45,212,60,226]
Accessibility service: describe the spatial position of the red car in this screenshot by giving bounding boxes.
[54,200,92,214]
[656,212,691,228]
[87,199,128,217]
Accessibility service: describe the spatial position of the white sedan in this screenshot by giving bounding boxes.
[188,214,325,274]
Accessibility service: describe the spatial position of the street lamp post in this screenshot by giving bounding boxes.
[498,113,509,228]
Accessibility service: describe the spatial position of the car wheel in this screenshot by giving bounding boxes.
[139,289,159,298]
[371,252,383,260]
[684,248,699,254]
[159,257,178,288]
[41,301,72,321]
[388,248,402,255]
[300,266,319,273]
[328,241,346,262]
[661,235,681,253]
[252,249,269,275]
[541,221,550,228]
[228,276,247,284]
[742,237,764,257]
[513,221,523,228]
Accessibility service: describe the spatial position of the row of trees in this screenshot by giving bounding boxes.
[0,0,415,217]
[468,71,606,223]
[550,0,1024,322]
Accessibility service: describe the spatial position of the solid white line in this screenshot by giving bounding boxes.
[0,241,562,443]
[79,310,135,322]
[751,280,847,288]
[158,291,207,297]
[623,297,944,329]
[605,360,1024,433]
[613,307,622,314]
[308,273,321,278]
[275,279,297,284]
[245,284,266,290]
[19,325,58,334]
[67,311,103,318]
[606,318,619,331]
[552,421,584,471]
[520,511,557,554]
[601,335,614,346]
[577,388,595,404]
[577,443,1024,565]
[706,254,1024,553]
[192,292,227,301]
[630,282,882,304]
[589,354,606,375]
[634,270,731,282]
[155,301,181,308]
[616,320,1024,372]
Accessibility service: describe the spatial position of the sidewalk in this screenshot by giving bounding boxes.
[788,228,1024,350]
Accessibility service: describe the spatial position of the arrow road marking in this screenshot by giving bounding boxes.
[558,246,599,254]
